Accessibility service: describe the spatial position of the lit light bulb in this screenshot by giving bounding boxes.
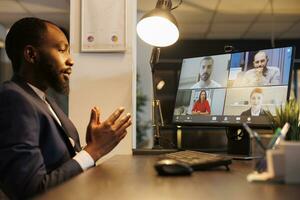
[137,16,179,47]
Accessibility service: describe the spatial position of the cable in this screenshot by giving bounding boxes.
[171,0,183,10]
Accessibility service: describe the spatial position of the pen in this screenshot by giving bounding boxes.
[267,128,281,149]
[242,123,266,151]
[272,122,290,149]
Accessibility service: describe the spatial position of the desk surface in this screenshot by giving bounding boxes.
[37,155,300,200]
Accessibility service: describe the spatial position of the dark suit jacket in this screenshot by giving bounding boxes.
[241,108,267,117]
[0,76,83,199]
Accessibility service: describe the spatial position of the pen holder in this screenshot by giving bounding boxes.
[281,141,300,184]
[266,149,284,180]
[266,141,300,183]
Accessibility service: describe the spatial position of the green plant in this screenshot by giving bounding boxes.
[265,99,300,141]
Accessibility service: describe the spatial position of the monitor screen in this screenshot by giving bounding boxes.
[173,46,294,127]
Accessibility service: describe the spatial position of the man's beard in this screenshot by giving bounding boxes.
[201,73,210,81]
[47,65,70,95]
[38,56,70,95]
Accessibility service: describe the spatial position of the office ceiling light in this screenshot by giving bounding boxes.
[137,0,180,47]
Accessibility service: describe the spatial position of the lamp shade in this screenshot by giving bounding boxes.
[137,4,179,47]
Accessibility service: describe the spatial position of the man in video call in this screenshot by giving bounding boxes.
[239,51,280,86]
[191,56,221,88]
[241,88,267,117]
[0,17,132,199]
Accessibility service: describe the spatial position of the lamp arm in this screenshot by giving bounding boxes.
[150,47,164,149]
[150,47,161,100]
[150,47,161,72]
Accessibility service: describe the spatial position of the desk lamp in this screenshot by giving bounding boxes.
[137,0,181,149]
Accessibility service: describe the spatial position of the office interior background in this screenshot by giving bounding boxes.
[137,0,300,149]
[0,0,300,151]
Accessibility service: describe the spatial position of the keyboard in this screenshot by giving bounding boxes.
[163,150,232,170]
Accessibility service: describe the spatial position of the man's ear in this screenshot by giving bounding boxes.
[23,45,38,64]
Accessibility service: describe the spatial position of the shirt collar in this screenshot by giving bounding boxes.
[251,107,261,116]
[27,83,46,101]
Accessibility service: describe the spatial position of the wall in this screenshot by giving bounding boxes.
[69,0,136,160]
[0,24,12,83]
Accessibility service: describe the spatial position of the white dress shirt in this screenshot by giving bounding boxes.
[241,66,280,86]
[27,83,94,171]
[190,79,221,89]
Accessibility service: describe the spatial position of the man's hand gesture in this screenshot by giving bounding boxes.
[84,107,131,161]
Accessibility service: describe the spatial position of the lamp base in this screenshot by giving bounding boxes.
[152,135,163,149]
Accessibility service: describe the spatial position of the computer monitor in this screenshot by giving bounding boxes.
[172,46,294,155]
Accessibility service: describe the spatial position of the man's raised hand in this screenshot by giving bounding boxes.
[84,107,131,161]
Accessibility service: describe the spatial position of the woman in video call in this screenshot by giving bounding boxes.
[192,90,211,115]
[241,87,267,117]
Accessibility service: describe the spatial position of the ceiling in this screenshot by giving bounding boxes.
[138,0,300,40]
[0,0,299,40]
[0,0,69,29]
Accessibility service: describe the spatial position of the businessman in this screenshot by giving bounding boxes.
[239,51,280,86]
[191,56,221,88]
[0,17,131,199]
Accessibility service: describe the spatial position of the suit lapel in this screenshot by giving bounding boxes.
[11,76,81,154]
[46,96,82,152]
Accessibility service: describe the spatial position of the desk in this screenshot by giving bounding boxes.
[36,155,300,200]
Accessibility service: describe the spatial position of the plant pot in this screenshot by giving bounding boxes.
[281,141,300,184]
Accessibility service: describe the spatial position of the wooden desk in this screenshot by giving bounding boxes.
[36,155,300,200]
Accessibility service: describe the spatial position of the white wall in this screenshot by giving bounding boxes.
[69,0,136,160]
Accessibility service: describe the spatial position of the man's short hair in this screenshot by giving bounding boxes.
[5,17,54,73]
[255,51,268,59]
[201,56,214,65]
[250,87,263,97]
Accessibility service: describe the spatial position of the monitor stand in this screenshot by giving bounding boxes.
[225,127,254,160]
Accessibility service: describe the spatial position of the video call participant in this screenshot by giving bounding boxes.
[192,90,211,115]
[239,51,280,86]
[191,57,221,88]
[0,17,132,199]
[241,88,267,117]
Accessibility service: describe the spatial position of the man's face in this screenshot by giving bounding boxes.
[199,59,213,82]
[253,52,268,73]
[250,92,263,109]
[36,23,74,95]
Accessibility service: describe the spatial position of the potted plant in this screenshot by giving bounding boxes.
[265,99,300,183]
[265,99,300,141]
